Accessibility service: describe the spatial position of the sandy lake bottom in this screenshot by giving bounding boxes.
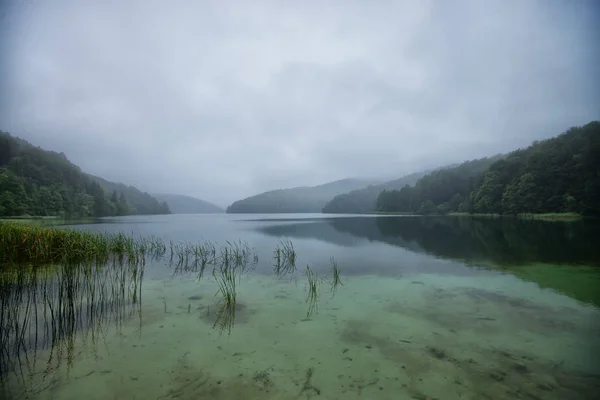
[4,267,599,400]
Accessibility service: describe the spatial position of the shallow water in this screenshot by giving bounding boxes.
[2,214,600,399]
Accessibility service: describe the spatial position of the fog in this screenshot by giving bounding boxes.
[1,0,598,207]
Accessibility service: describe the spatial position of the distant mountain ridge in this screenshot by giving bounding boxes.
[152,193,224,214]
[226,178,381,213]
[321,171,431,214]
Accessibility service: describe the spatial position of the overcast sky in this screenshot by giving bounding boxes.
[1,0,599,207]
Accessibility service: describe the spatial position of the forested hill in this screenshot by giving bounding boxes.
[322,170,429,214]
[0,131,170,217]
[226,178,380,213]
[152,193,224,214]
[86,174,171,216]
[377,121,600,215]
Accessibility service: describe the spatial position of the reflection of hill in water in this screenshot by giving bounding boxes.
[257,216,600,307]
[257,219,378,248]
[374,217,600,267]
[259,217,600,267]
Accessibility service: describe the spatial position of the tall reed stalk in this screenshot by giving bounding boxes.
[0,259,143,393]
[329,256,343,297]
[273,239,297,276]
[305,265,319,318]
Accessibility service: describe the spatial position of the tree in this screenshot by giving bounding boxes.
[90,181,107,217]
[0,168,29,216]
[376,121,600,216]
[0,131,171,218]
[117,192,129,216]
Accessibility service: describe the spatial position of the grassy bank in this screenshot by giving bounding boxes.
[0,216,96,226]
[1,216,60,224]
[0,222,165,266]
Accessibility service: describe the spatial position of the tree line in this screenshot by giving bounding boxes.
[322,171,427,214]
[0,131,170,218]
[377,121,600,216]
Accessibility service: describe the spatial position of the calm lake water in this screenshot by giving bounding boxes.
[2,214,600,399]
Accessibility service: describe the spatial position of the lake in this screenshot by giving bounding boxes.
[1,214,600,399]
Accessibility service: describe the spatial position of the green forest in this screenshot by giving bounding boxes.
[322,171,430,214]
[0,131,170,218]
[376,121,600,216]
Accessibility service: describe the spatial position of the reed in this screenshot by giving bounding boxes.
[226,240,258,276]
[169,240,221,282]
[273,239,297,276]
[305,265,319,318]
[329,256,343,297]
[212,259,237,335]
[1,222,347,347]
[0,260,142,392]
[197,241,217,279]
[280,239,296,270]
[273,247,282,274]
[0,222,165,268]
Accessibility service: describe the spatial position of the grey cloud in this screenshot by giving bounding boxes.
[1,0,599,207]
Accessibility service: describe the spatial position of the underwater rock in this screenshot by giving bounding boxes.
[512,362,529,374]
[489,371,507,382]
[535,374,558,391]
[427,346,446,360]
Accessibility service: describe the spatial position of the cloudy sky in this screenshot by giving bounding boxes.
[1,0,598,207]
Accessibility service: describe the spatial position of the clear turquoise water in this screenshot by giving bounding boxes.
[2,214,599,399]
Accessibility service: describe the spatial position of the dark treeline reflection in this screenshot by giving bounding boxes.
[256,216,600,306]
[260,216,600,267]
[373,217,600,267]
[0,261,143,397]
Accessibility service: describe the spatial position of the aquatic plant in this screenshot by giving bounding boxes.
[226,240,258,276]
[197,241,217,279]
[212,261,237,335]
[273,239,297,276]
[329,256,343,297]
[305,265,319,318]
[273,247,282,273]
[1,222,346,343]
[0,222,164,267]
[280,239,296,269]
[169,240,220,280]
[0,259,143,393]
